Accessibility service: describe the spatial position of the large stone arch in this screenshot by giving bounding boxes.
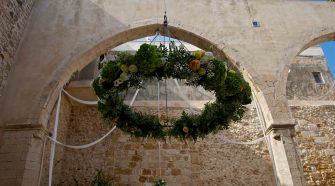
[44,23,256,128]
[0,18,260,130]
[2,0,335,185]
[280,26,335,99]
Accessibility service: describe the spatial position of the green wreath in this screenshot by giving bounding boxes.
[92,43,252,141]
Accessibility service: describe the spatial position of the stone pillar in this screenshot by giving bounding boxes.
[266,125,306,186]
[0,125,46,186]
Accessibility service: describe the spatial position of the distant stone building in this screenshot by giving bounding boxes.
[287,46,335,101]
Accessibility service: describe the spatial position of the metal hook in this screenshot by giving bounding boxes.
[163,11,168,27]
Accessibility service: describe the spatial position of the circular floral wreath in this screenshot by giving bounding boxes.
[92,43,252,141]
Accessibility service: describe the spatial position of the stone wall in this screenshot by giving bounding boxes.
[0,0,35,96]
[43,99,335,186]
[287,48,335,185]
[42,104,275,185]
[197,106,274,186]
[286,56,335,100]
[292,106,335,186]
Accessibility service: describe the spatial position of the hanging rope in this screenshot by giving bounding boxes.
[150,31,160,44]
[130,89,140,106]
[164,75,169,124]
[219,135,267,145]
[47,90,119,150]
[157,81,161,121]
[48,89,146,150]
[63,90,97,105]
[47,126,117,149]
[158,141,162,177]
[48,91,62,186]
[47,90,118,186]
[173,79,199,112]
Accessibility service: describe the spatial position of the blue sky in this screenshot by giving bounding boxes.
[321,41,335,78]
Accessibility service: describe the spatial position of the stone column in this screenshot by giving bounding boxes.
[266,124,306,186]
[0,125,46,186]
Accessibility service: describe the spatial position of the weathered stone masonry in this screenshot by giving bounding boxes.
[0,0,35,96]
[293,106,335,186]
[41,105,275,186]
[287,49,335,185]
[1,1,335,185]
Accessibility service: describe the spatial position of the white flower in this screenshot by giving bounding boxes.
[207,71,215,78]
[207,62,215,71]
[120,72,130,81]
[113,79,123,87]
[205,52,214,57]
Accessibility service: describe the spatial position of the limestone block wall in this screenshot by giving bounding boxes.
[197,107,274,186]
[0,0,35,96]
[41,104,275,185]
[292,106,335,186]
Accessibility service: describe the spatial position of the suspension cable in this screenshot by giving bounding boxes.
[164,79,169,124]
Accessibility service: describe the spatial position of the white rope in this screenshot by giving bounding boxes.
[63,90,98,105]
[47,126,117,149]
[158,141,161,177]
[157,81,160,118]
[57,88,269,158]
[48,90,118,149]
[48,89,119,149]
[219,135,267,145]
[47,90,118,186]
[130,89,140,106]
[48,91,62,186]
[173,79,200,112]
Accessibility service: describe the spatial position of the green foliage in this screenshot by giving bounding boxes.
[163,45,193,79]
[92,43,252,141]
[153,179,166,186]
[135,43,163,76]
[91,170,113,186]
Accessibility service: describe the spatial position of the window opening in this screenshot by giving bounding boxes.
[312,72,325,84]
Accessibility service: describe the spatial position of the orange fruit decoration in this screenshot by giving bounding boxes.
[183,127,189,134]
[189,59,201,71]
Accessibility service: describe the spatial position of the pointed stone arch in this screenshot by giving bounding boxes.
[38,22,259,129]
[281,27,335,100]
